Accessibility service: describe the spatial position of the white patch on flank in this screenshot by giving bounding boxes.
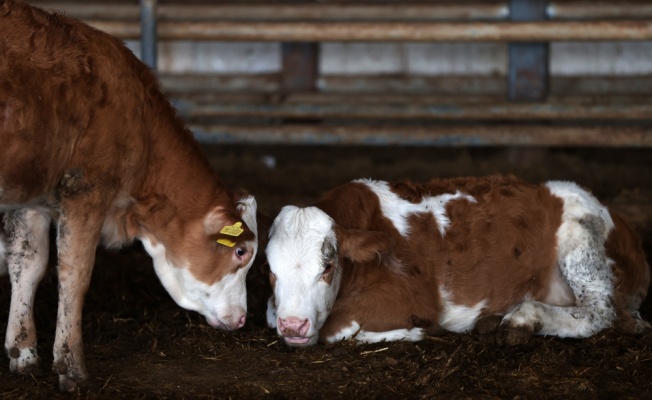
[266,206,343,345]
[545,180,614,253]
[140,237,248,330]
[438,288,487,333]
[356,179,476,236]
[325,320,425,343]
[501,181,617,338]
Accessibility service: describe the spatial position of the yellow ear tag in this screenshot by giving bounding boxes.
[217,238,237,248]
[217,222,244,247]
[220,221,244,237]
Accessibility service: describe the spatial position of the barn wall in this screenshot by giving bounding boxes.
[124,41,652,76]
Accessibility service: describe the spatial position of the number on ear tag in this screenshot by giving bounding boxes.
[220,221,244,237]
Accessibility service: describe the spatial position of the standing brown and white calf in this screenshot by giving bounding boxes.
[0,0,258,391]
[266,176,650,346]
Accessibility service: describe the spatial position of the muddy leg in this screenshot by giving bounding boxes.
[52,210,102,392]
[3,209,51,376]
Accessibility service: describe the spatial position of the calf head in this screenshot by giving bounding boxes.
[266,205,388,346]
[141,195,258,331]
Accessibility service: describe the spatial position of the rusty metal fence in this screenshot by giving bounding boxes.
[30,1,652,146]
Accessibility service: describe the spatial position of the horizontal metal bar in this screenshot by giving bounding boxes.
[159,74,652,97]
[317,75,507,96]
[160,74,281,94]
[30,2,509,22]
[87,20,652,42]
[31,2,652,21]
[173,97,652,120]
[549,1,652,20]
[189,124,652,147]
[171,92,651,106]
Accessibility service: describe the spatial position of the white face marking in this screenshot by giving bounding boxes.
[140,237,249,330]
[325,320,425,344]
[356,179,476,236]
[266,206,342,345]
[438,288,487,333]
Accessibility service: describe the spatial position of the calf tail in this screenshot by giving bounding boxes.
[607,210,651,333]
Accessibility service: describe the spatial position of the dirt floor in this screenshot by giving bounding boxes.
[1,145,652,399]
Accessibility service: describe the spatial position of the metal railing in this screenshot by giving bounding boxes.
[29,1,652,147]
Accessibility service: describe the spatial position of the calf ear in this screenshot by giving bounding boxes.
[335,226,392,263]
[236,194,258,240]
[205,205,256,244]
[204,206,230,235]
[255,212,273,251]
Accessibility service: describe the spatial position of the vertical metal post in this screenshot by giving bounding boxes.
[508,0,549,101]
[140,0,158,71]
[281,0,318,93]
[281,43,319,93]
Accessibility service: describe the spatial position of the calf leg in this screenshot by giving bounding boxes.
[323,320,425,344]
[502,215,616,344]
[3,209,51,376]
[52,209,103,392]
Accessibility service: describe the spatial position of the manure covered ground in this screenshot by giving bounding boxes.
[1,146,651,399]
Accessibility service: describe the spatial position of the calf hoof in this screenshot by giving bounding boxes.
[632,311,651,334]
[501,325,534,347]
[57,371,89,393]
[473,314,503,335]
[8,347,43,376]
[473,317,535,347]
[53,360,88,393]
[58,374,81,393]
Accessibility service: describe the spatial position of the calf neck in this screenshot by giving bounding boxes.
[0,0,258,391]
[266,176,650,346]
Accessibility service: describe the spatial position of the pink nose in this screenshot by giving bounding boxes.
[234,314,246,330]
[278,317,310,337]
[220,314,246,330]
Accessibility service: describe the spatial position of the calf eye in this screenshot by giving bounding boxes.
[235,247,247,258]
[322,262,333,275]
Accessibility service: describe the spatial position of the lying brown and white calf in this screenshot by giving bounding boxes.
[1,0,257,391]
[266,176,650,346]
